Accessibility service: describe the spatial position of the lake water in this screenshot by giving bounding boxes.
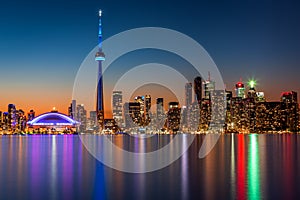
[0,134,299,200]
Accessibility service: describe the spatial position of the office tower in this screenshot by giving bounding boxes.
[95,9,105,130]
[185,83,193,106]
[155,98,165,129]
[247,80,257,98]
[8,104,16,131]
[69,100,77,119]
[235,81,245,98]
[210,90,226,130]
[77,104,87,132]
[17,109,26,131]
[0,111,2,128]
[90,111,97,126]
[194,76,202,104]
[229,97,243,132]
[129,102,141,126]
[28,110,35,121]
[112,91,123,126]
[135,96,145,125]
[144,95,151,125]
[225,91,233,131]
[204,79,215,100]
[123,103,130,128]
[167,102,181,133]
[281,91,298,132]
[243,97,256,133]
[184,83,193,128]
[199,99,211,131]
[156,98,164,118]
[2,112,8,130]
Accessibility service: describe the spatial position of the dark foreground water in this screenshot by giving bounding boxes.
[0,134,299,200]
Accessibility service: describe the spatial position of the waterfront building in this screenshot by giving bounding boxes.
[145,95,151,125]
[204,76,215,100]
[27,110,80,134]
[281,91,298,132]
[16,109,26,132]
[76,104,87,132]
[235,81,245,98]
[155,98,165,130]
[112,91,123,126]
[28,110,35,121]
[210,90,226,130]
[194,76,202,105]
[68,100,77,119]
[167,102,181,133]
[199,99,211,131]
[184,83,193,129]
[8,104,16,131]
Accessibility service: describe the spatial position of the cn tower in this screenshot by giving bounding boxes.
[95,9,105,130]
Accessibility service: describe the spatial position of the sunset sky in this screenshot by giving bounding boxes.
[1,0,300,116]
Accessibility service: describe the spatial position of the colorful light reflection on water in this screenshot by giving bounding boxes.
[0,134,299,199]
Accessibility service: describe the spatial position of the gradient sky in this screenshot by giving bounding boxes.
[1,0,300,115]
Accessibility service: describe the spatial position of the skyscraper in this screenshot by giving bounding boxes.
[77,104,87,132]
[156,98,164,118]
[135,96,145,125]
[112,91,123,126]
[145,95,151,125]
[235,81,245,98]
[8,104,16,131]
[68,100,76,119]
[281,91,298,132]
[95,9,105,130]
[167,102,181,133]
[194,76,202,104]
[28,110,35,121]
[185,83,193,106]
[204,74,215,100]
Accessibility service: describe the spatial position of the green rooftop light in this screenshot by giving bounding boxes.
[248,79,256,88]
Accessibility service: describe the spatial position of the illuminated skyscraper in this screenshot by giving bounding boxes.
[8,104,16,130]
[281,91,298,132]
[28,110,35,121]
[156,98,164,118]
[112,91,123,126]
[77,104,87,132]
[167,102,181,133]
[95,9,105,130]
[145,95,151,125]
[235,81,245,98]
[194,76,202,104]
[135,96,145,125]
[68,100,76,119]
[185,83,193,106]
[129,102,141,126]
[204,74,215,100]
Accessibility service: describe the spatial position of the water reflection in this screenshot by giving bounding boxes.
[247,134,261,200]
[0,134,299,199]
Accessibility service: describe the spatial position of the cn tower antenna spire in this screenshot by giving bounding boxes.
[98,9,103,51]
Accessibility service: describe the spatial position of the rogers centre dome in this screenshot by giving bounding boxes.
[27,110,80,133]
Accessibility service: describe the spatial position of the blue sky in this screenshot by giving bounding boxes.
[1,0,300,113]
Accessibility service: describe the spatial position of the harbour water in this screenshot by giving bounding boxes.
[0,134,299,199]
